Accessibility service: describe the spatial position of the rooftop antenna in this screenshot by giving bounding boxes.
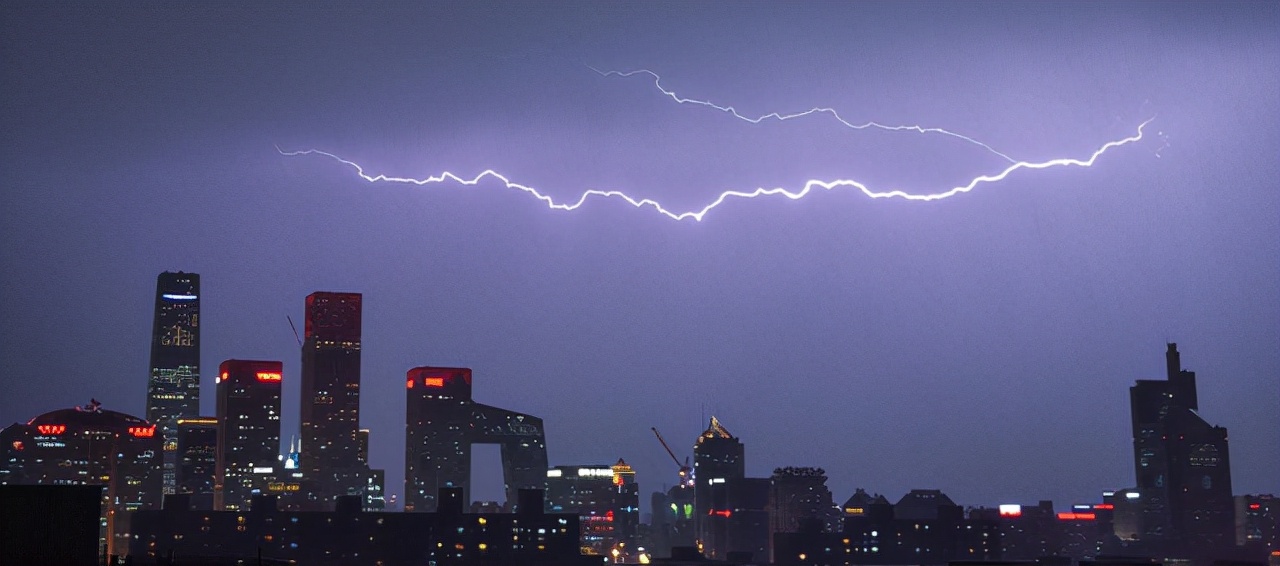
[287,315,302,348]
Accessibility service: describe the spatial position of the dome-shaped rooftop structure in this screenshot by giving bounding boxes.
[24,400,153,434]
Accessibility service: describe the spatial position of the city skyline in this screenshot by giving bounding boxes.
[2,0,1277,524]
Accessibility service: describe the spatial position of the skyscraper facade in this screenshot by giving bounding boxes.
[693,416,745,557]
[216,360,283,511]
[1130,343,1234,553]
[404,367,548,512]
[544,460,640,557]
[299,292,366,509]
[176,416,218,510]
[146,271,201,494]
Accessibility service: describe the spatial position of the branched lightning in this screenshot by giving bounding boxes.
[278,117,1152,223]
[589,66,1019,163]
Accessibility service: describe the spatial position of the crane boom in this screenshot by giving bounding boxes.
[651,427,682,467]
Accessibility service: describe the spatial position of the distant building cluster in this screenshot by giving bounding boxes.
[0,271,1276,566]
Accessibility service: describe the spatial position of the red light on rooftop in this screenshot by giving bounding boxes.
[406,378,415,389]
[1057,512,1096,521]
[424,377,445,387]
[256,372,282,382]
[36,424,66,435]
[128,425,156,438]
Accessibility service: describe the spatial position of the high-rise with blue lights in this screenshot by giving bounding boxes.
[146,271,201,495]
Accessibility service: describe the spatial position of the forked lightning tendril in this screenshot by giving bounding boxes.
[589,66,1018,163]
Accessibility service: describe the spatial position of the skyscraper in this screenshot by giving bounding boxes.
[146,271,201,494]
[215,360,283,511]
[404,366,548,512]
[1130,343,1234,553]
[176,416,218,510]
[693,416,745,559]
[299,292,365,509]
[544,460,640,557]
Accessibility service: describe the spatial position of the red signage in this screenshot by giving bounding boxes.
[1094,503,1114,510]
[708,509,732,518]
[256,372,282,382]
[128,425,156,438]
[36,424,66,435]
[1057,512,1096,521]
[424,377,445,387]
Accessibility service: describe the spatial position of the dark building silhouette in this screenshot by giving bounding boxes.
[969,501,1060,560]
[175,416,218,510]
[145,271,201,495]
[545,460,640,557]
[775,488,1000,565]
[215,360,283,511]
[404,367,548,512]
[769,467,837,544]
[1130,344,1233,553]
[128,488,600,566]
[300,292,368,509]
[0,401,162,556]
[650,482,698,558]
[693,416,745,558]
[0,485,104,566]
[1234,494,1278,553]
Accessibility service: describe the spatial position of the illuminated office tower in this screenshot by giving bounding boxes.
[1130,343,1234,553]
[176,416,218,510]
[145,271,201,494]
[299,292,366,508]
[404,367,547,512]
[694,416,745,558]
[215,360,283,511]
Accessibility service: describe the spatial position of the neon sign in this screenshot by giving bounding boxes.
[256,372,282,382]
[128,425,156,438]
[424,377,445,387]
[1057,512,1096,521]
[36,424,66,435]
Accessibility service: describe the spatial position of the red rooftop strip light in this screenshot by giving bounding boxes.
[1057,512,1096,521]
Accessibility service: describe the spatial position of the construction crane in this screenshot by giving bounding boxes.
[651,427,694,488]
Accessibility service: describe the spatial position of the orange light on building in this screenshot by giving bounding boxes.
[36,424,66,435]
[256,372,282,382]
[1057,512,1096,521]
[128,425,157,438]
[406,378,415,389]
[424,377,445,387]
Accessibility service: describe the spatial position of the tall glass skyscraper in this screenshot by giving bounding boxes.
[300,292,365,508]
[146,271,201,494]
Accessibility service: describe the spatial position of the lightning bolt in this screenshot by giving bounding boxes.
[278,118,1152,223]
[590,67,1019,163]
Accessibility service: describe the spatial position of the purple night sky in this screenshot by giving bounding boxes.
[2,2,1276,511]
